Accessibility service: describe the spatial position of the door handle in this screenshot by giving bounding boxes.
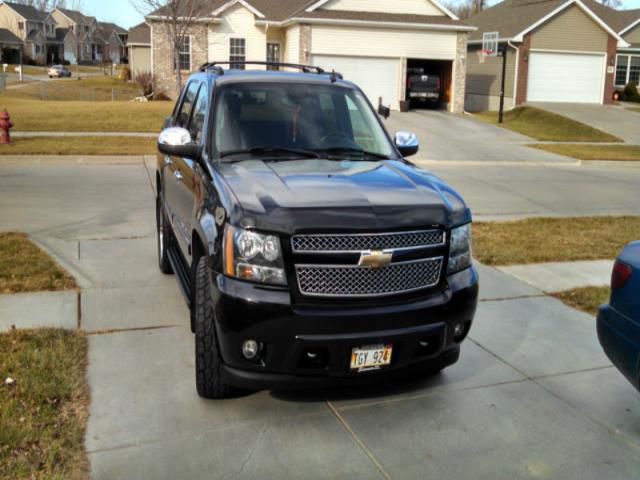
[174,170,183,181]
[164,156,172,166]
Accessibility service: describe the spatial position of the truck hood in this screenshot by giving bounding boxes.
[218,159,471,233]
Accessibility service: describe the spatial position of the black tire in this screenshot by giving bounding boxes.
[194,257,234,399]
[156,195,173,274]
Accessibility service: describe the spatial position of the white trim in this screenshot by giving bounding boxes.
[211,0,265,19]
[508,41,519,105]
[513,0,629,47]
[304,0,459,20]
[529,48,608,56]
[286,17,476,32]
[619,17,640,36]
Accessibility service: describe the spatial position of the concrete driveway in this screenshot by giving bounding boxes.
[383,110,572,162]
[531,103,640,144]
[1,158,640,479]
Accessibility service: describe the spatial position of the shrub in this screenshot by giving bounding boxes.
[622,82,640,103]
[119,65,132,82]
[135,71,155,97]
[153,91,172,101]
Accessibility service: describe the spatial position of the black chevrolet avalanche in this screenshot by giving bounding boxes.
[156,62,479,399]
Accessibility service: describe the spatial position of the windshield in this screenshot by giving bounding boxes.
[213,82,396,160]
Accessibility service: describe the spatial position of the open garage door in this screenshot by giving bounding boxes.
[312,55,400,109]
[527,52,604,103]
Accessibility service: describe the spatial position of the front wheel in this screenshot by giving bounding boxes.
[194,257,235,399]
[156,195,173,274]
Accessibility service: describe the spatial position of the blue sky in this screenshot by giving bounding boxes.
[85,0,640,29]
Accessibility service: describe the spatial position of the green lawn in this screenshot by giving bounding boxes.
[0,328,89,480]
[474,107,622,142]
[0,136,157,155]
[473,216,640,266]
[553,286,610,315]
[529,144,640,161]
[0,232,77,293]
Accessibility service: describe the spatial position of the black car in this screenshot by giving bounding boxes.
[406,68,441,106]
[156,61,478,398]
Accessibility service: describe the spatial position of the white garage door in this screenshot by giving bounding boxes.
[527,52,604,103]
[312,55,400,109]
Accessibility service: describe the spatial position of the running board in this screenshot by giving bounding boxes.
[167,247,192,308]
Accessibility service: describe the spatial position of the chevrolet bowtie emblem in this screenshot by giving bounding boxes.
[358,250,393,269]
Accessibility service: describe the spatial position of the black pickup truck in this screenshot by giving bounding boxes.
[156,62,478,398]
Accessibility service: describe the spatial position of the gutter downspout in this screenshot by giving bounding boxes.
[508,41,518,109]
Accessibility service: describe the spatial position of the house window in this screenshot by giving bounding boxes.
[615,54,640,87]
[267,43,280,70]
[230,38,245,69]
[630,56,640,85]
[175,35,191,71]
[18,22,24,30]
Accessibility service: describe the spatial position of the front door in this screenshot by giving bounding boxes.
[267,43,280,70]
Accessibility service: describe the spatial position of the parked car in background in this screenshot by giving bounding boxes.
[48,65,71,78]
[597,241,640,392]
[406,68,441,106]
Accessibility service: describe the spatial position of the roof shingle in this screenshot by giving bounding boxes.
[3,1,48,22]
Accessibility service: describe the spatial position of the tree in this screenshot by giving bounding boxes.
[598,0,622,8]
[131,0,210,93]
[445,0,485,20]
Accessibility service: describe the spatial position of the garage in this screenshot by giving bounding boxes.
[527,52,605,103]
[406,58,453,109]
[311,55,401,108]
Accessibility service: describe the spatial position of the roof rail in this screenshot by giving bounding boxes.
[198,61,342,78]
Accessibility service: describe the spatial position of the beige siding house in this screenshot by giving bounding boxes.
[146,0,475,112]
[465,0,631,110]
[0,1,55,63]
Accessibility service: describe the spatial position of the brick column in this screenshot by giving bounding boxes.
[515,34,531,106]
[603,35,617,105]
[299,24,311,64]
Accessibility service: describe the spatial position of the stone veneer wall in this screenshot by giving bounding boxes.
[452,32,468,113]
[299,24,311,64]
[151,21,209,98]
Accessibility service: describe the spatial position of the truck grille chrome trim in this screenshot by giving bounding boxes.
[291,230,445,253]
[296,257,444,298]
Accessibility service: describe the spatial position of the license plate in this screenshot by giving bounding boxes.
[350,344,392,372]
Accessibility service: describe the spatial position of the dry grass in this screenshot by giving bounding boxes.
[8,77,142,102]
[529,144,640,161]
[553,286,610,316]
[473,217,640,266]
[0,233,77,293]
[627,107,640,113]
[474,107,622,142]
[0,328,89,480]
[0,136,157,156]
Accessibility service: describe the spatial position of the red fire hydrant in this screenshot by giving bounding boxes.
[0,110,13,145]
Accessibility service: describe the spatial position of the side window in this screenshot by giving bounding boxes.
[175,81,199,129]
[188,85,209,143]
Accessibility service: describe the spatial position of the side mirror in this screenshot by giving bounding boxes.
[378,104,390,119]
[158,127,202,160]
[394,131,419,157]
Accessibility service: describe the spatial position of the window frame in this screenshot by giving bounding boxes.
[229,38,246,69]
[615,54,640,87]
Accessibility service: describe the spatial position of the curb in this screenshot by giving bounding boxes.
[0,155,145,165]
[414,159,581,167]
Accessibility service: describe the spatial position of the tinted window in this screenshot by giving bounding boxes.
[175,82,199,129]
[213,83,395,158]
[189,85,208,143]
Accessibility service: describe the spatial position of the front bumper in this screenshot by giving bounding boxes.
[597,305,640,391]
[211,267,479,389]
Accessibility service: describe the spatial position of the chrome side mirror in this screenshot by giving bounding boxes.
[158,127,202,160]
[394,131,419,157]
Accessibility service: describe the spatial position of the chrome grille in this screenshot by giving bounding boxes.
[291,230,445,253]
[296,257,444,297]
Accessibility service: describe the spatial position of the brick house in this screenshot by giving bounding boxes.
[146,0,476,112]
[465,0,636,110]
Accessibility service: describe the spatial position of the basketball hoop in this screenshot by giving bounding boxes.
[482,32,499,58]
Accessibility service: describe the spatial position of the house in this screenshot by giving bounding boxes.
[0,27,22,63]
[97,22,126,64]
[146,0,476,112]
[51,7,102,63]
[465,0,632,110]
[0,1,58,63]
[127,22,151,78]
[604,9,640,90]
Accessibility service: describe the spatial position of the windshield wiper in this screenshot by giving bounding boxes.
[315,147,390,161]
[220,146,320,160]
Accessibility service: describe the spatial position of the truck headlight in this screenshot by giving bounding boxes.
[447,224,472,275]
[223,226,287,286]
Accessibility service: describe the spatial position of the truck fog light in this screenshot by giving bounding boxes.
[453,323,465,341]
[242,340,260,359]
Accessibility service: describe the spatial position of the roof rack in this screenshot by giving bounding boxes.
[198,61,343,80]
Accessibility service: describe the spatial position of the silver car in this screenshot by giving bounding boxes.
[48,65,71,78]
